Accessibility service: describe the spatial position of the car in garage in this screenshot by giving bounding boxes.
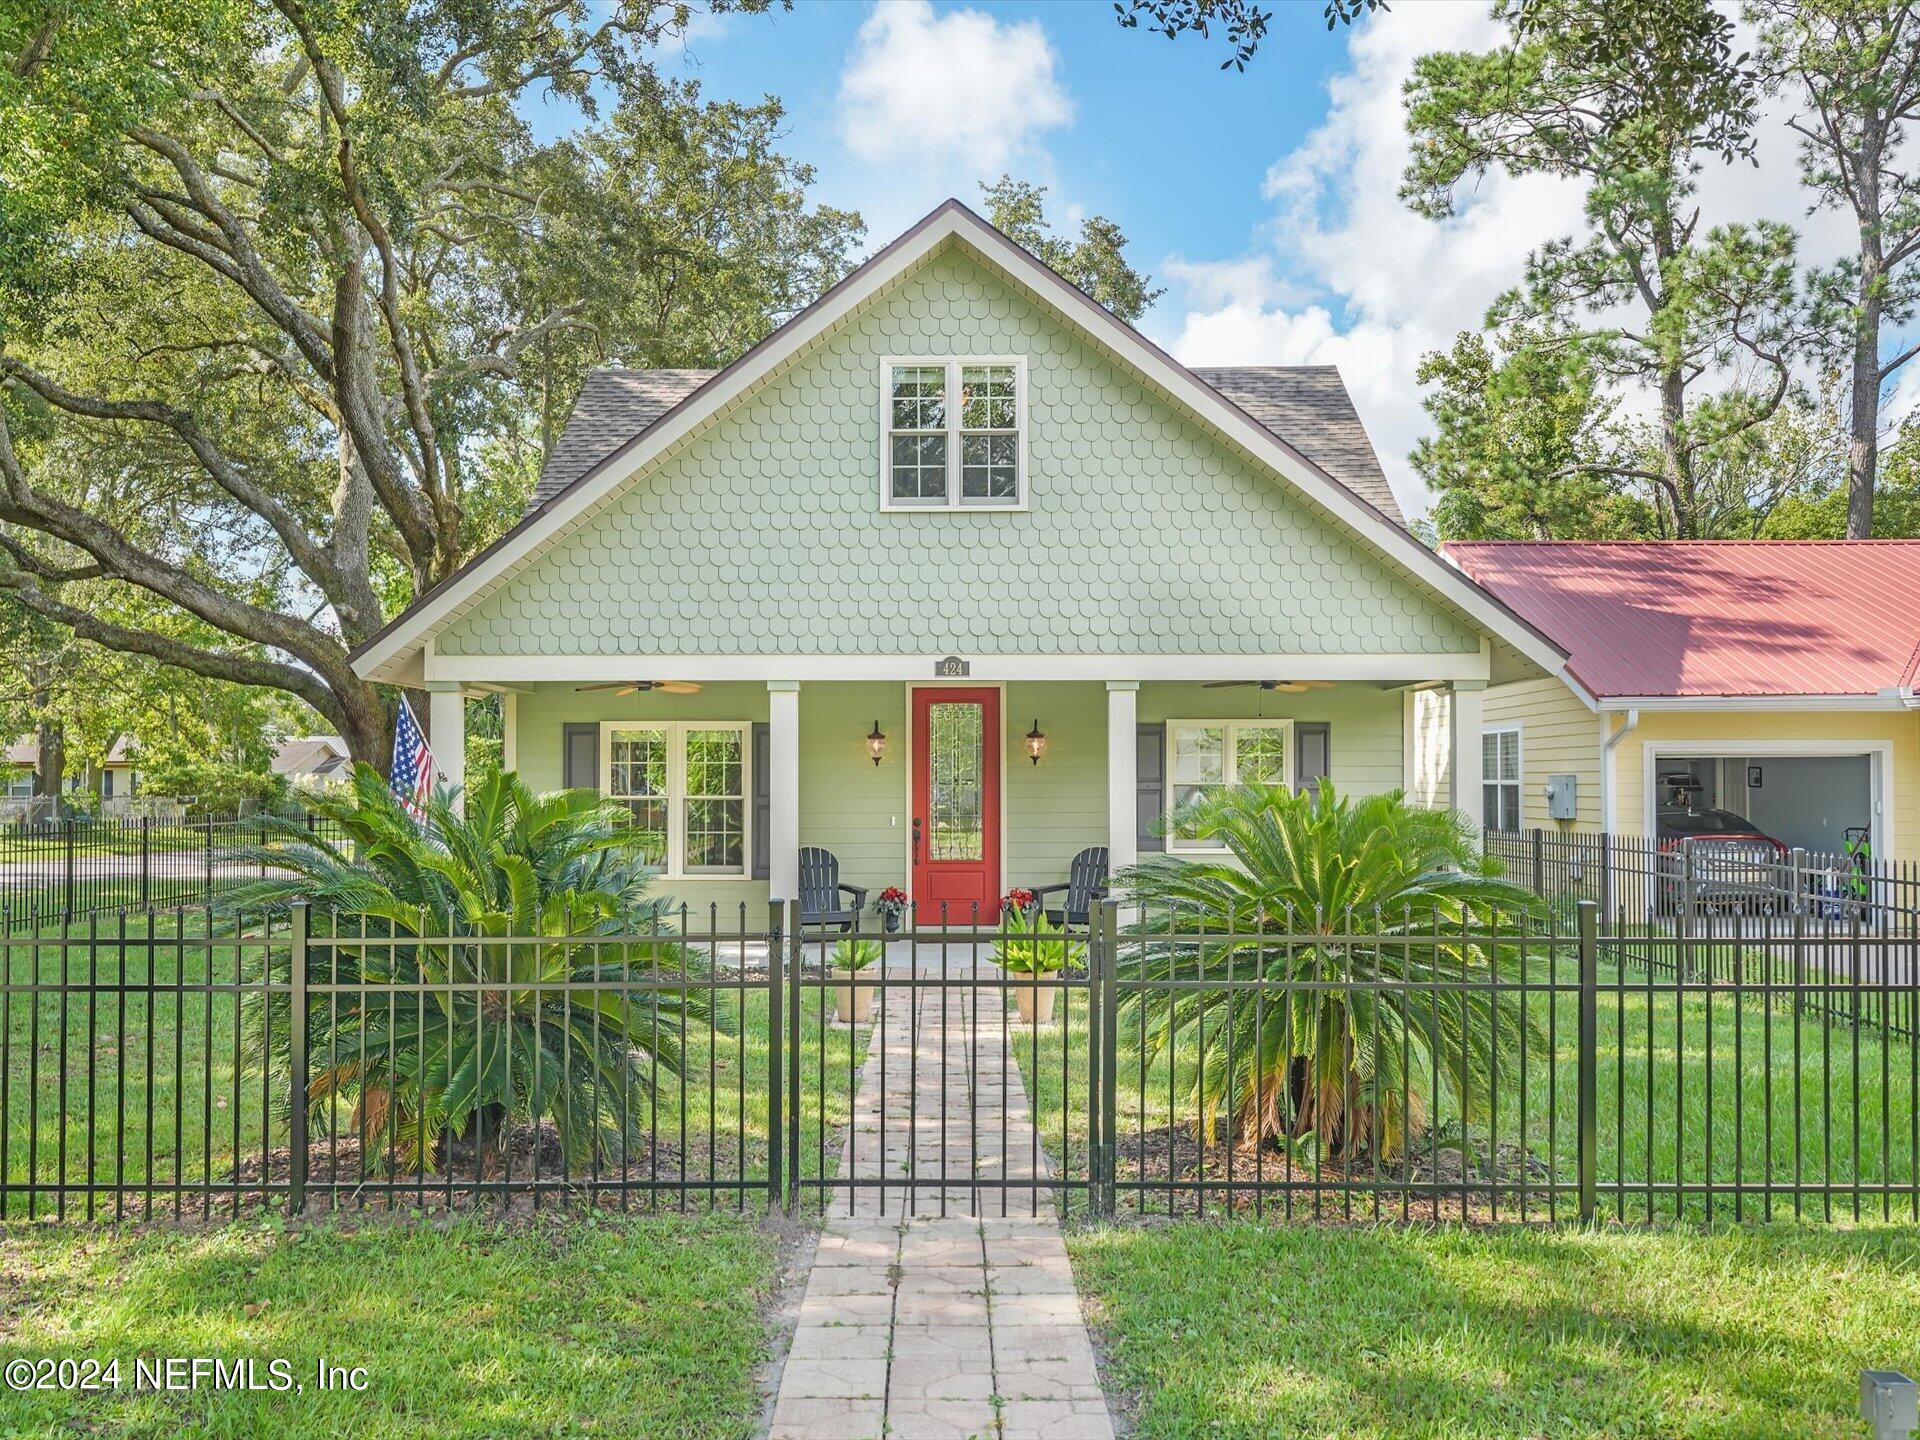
[1655,806,1790,914]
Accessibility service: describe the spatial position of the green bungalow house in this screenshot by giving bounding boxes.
[350,201,1574,921]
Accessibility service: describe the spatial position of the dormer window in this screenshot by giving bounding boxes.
[882,358,1026,510]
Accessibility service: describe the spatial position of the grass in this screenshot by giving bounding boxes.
[1066,1219,1920,1439]
[1,912,868,1216]
[1013,954,1919,1223]
[0,1211,776,1438]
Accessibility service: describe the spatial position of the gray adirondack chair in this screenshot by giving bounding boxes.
[1033,846,1109,927]
[797,847,867,932]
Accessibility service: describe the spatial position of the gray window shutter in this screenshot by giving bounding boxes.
[752,722,770,881]
[1136,723,1165,853]
[1295,721,1331,793]
[562,723,598,792]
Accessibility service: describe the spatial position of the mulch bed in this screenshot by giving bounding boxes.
[1104,1121,1566,1225]
[215,1121,768,1217]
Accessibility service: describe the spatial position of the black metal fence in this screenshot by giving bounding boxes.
[1484,826,1920,935]
[0,813,342,935]
[1,897,1913,1225]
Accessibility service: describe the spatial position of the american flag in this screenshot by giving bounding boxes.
[390,698,435,820]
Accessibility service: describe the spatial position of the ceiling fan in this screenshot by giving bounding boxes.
[573,680,703,696]
[1201,680,1338,693]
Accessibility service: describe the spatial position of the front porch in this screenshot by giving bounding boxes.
[425,666,1495,915]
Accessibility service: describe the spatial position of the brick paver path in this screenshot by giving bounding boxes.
[768,952,1114,1440]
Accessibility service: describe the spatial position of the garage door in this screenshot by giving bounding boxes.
[1656,753,1873,857]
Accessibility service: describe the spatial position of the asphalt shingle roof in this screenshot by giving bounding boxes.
[529,363,1402,523]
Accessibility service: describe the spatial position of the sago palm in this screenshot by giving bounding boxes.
[230,765,715,1171]
[1117,782,1543,1161]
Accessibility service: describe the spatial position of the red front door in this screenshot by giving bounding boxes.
[911,687,1001,924]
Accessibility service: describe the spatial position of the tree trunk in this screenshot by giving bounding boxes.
[34,716,63,801]
[1659,365,1693,538]
[1847,147,1886,541]
[337,679,394,778]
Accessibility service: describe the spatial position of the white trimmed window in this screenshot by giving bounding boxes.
[600,721,749,877]
[1166,719,1292,851]
[882,358,1025,509]
[1482,727,1522,833]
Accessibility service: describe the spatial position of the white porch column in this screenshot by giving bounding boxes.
[1106,681,1139,872]
[1448,680,1485,832]
[426,682,466,813]
[501,691,518,775]
[767,681,801,903]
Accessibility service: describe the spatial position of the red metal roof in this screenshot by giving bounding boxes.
[1444,541,1920,699]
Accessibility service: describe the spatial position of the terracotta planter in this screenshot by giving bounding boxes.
[833,970,877,1025]
[1009,971,1060,1026]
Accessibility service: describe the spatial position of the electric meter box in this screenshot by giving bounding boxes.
[1545,774,1579,821]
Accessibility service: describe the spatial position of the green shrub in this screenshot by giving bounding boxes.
[829,938,884,972]
[1118,782,1542,1159]
[227,765,716,1170]
[993,907,1086,975]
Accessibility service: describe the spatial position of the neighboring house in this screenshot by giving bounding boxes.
[349,200,1574,917]
[2,736,139,802]
[271,735,353,788]
[1414,541,1920,865]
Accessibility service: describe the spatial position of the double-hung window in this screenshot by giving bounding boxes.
[1482,727,1522,833]
[601,721,749,877]
[1166,719,1292,851]
[883,358,1025,509]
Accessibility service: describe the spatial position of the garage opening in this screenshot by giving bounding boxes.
[1654,753,1875,859]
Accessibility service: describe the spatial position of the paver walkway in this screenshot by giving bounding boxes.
[769,952,1115,1440]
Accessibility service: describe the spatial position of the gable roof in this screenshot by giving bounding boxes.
[6,736,134,767]
[353,199,1567,684]
[534,363,1402,522]
[271,735,350,779]
[1446,540,1920,701]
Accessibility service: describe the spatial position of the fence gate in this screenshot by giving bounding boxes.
[773,901,1107,1219]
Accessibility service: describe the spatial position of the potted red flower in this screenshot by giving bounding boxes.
[874,885,909,933]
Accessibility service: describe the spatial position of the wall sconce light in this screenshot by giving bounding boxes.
[867,720,887,767]
[1025,719,1047,766]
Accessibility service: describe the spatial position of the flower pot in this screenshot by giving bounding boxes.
[881,911,901,934]
[833,970,877,1025]
[1009,971,1060,1026]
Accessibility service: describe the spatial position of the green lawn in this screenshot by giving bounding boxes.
[0,1212,776,1438]
[1014,956,1918,1224]
[1068,1220,1920,1440]
[2,915,867,1217]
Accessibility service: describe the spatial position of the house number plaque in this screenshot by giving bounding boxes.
[934,656,970,678]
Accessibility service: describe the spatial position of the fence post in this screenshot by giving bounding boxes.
[288,900,309,1218]
[1094,898,1120,1219]
[204,820,214,905]
[1577,899,1598,1224]
[786,898,804,1214]
[62,819,75,926]
[766,899,784,1213]
[1531,827,1545,896]
[1790,846,1807,919]
[1678,844,1696,979]
[1599,831,1613,922]
[139,816,150,908]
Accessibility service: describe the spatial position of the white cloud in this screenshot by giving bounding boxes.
[1164,3,1863,519]
[837,1,1072,175]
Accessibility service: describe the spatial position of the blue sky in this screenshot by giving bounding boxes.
[535,1,1893,518]
[663,1,1347,295]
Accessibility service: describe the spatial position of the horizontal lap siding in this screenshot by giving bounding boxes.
[1005,682,1106,893]
[798,683,906,900]
[1482,678,1602,829]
